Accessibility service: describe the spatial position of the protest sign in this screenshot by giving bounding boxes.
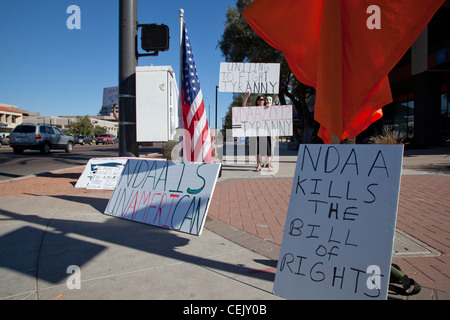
[232,105,292,137]
[86,164,125,190]
[219,62,280,94]
[273,144,403,300]
[76,158,166,190]
[104,159,221,236]
[102,86,118,106]
[75,158,128,190]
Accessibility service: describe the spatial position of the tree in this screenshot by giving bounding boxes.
[71,116,94,136]
[221,93,246,141]
[94,126,107,136]
[218,0,320,143]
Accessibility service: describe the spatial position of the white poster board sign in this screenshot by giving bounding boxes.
[104,159,221,236]
[232,105,293,137]
[102,86,118,106]
[75,158,128,190]
[87,164,125,190]
[219,62,280,94]
[273,144,404,300]
[76,158,166,190]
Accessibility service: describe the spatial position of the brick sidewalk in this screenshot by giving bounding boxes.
[393,175,450,293]
[209,174,450,293]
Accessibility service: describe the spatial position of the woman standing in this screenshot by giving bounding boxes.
[242,91,273,172]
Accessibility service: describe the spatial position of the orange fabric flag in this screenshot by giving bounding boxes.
[243,0,444,143]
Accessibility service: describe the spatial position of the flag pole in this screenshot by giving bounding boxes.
[179,8,184,107]
[178,8,185,161]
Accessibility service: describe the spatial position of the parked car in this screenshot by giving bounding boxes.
[9,124,74,154]
[74,135,93,145]
[96,133,115,145]
[0,135,9,147]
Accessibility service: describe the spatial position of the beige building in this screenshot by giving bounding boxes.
[0,104,25,133]
[26,115,118,136]
[0,103,118,136]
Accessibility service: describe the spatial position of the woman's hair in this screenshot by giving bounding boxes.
[255,95,265,104]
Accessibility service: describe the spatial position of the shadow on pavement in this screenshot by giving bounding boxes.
[0,194,275,286]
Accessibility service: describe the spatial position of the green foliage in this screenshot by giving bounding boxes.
[369,128,404,144]
[219,0,283,63]
[94,126,107,136]
[162,140,179,160]
[71,116,94,136]
[221,93,244,140]
[218,0,318,143]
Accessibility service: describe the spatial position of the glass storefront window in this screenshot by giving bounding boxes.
[442,93,449,137]
[389,99,414,140]
[407,100,414,139]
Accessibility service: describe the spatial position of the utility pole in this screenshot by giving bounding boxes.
[118,0,139,157]
[215,85,218,130]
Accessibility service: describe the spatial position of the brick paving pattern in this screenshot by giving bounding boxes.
[209,174,450,294]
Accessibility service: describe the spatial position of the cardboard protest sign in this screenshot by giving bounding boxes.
[273,144,403,300]
[104,159,221,236]
[86,164,125,190]
[232,105,292,137]
[102,86,118,106]
[75,158,128,190]
[219,62,280,94]
[76,158,166,190]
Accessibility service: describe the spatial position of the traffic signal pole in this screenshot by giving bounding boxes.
[118,0,139,157]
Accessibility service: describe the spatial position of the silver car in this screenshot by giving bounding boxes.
[74,135,93,145]
[9,124,74,154]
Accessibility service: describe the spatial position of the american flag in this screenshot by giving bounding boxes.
[180,24,213,162]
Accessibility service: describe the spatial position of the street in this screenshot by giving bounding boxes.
[0,143,162,182]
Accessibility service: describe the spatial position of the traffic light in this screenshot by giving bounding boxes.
[140,24,169,52]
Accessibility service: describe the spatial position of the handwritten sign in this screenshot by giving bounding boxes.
[273,144,403,300]
[219,62,280,94]
[76,158,166,190]
[75,158,128,190]
[232,105,292,137]
[102,86,118,106]
[87,164,126,190]
[104,159,221,236]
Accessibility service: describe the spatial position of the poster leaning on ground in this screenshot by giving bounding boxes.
[273,144,403,300]
[104,159,221,236]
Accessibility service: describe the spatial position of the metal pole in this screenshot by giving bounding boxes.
[179,8,184,123]
[215,85,218,130]
[178,9,185,161]
[118,0,139,157]
[214,86,218,161]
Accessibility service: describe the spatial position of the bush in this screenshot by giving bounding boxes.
[162,140,179,160]
[368,128,404,144]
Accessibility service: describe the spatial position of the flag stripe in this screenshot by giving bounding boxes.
[186,90,204,128]
[180,23,213,162]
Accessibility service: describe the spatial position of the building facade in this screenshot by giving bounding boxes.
[97,104,119,117]
[379,2,450,146]
[26,115,118,136]
[0,104,25,133]
[0,103,118,137]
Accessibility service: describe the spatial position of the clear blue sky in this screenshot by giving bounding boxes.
[0,0,236,129]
